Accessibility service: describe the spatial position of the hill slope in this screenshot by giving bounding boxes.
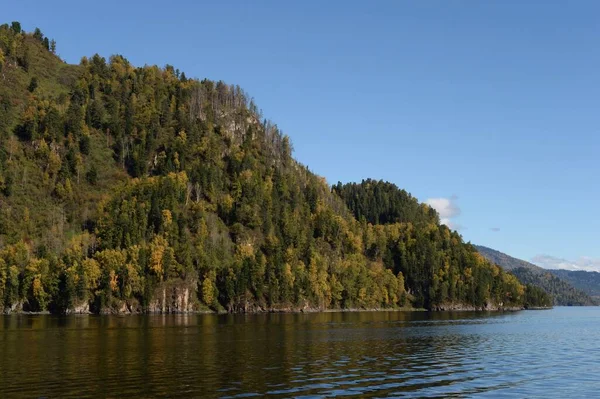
[548,270,600,300]
[0,22,550,313]
[333,181,550,309]
[476,246,595,306]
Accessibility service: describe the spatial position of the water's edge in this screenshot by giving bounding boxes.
[3,305,550,316]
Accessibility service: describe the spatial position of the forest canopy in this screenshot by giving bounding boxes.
[0,22,550,313]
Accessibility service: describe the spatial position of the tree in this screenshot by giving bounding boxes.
[50,39,56,54]
[149,235,169,278]
[0,48,5,75]
[23,258,50,311]
[2,174,13,196]
[86,165,98,185]
[28,77,38,92]
[19,48,30,72]
[33,28,44,42]
[201,270,217,307]
[11,21,21,34]
[0,34,549,315]
[79,134,91,155]
[81,258,101,296]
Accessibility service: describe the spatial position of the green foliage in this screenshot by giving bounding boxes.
[33,28,43,42]
[549,269,600,300]
[336,181,532,309]
[334,179,439,226]
[524,284,552,308]
[18,48,30,72]
[477,245,595,305]
[11,22,21,34]
[86,164,98,185]
[0,21,550,314]
[28,76,38,92]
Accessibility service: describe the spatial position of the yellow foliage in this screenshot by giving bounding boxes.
[236,243,254,259]
[284,247,296,263]
[492,265,500,278]
[168,171,188,187]
[358,287,367,302]
[233,149,244,163]
[202,273,216,305]
[177,130,187,144]
[94,249,126,272]
[162,209,172,227]
[221,194,234,213]
[173,152,180,170]
[47,150,62,177]
[64,178,73,196]
[108,270,118,293]
[66,265,80,287]
[32,277,44,299]
[240,169,253,182]
[464,267,473,280]
[345,230,363,253]
[149,236,168,277]
[82,258,101,289]
[283,263,295,286]
[263,176,273,196]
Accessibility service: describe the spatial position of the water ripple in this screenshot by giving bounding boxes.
[1,308,600,398]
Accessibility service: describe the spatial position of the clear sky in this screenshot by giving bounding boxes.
[5,1,600,270]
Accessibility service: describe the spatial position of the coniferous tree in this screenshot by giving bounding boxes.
[28,77,38,92]
[0,22,551,314]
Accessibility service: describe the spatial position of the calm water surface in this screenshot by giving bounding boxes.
[1,307,599,398]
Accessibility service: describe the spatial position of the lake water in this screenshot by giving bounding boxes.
[1,307,599,398]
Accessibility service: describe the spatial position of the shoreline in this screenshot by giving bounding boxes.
[1,305,548,316]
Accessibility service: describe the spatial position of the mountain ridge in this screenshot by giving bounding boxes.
[548,269,600,300]
[475,245,595,306]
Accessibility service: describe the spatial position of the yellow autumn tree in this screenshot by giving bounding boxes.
[149,235,169,277]
[81,258,101,291]
[94,249,126,296]
[201,269,217,307]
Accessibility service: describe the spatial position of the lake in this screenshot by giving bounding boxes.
[1,307,599,398]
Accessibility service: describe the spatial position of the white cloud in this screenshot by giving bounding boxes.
[425,195,462,230]
[531,255,600,272]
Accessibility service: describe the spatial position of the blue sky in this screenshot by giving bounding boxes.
[5,1,600,270]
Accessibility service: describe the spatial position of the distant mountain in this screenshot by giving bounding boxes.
[548,270,600,299]
[476,246,596,306]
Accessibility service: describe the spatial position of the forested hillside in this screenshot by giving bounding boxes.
[476,246,595,306]
[0,23,550,314]
[334,181,550,309]
[549,270,600,300]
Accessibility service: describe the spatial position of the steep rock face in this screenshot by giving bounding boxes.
[92,281,198,314]
[146,284,196,313]
[67,302,91,314]
[2,301,23,314]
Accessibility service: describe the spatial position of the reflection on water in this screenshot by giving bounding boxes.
[1,308,600,398]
